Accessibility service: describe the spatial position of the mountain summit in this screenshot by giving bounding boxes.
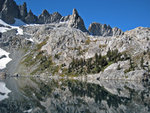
[0,0,123,35]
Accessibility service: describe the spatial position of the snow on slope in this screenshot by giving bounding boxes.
[0,82,11,101]
[0,19,24,35]
[12,18,26,26]
[0,48,12,70]
[0,19,9,26]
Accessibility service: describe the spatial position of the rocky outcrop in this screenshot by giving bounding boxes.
[25,10,37,24]
[112,27,123,36]
[37,10,62,24]
[88,22,123,36]
[60,9,88,32]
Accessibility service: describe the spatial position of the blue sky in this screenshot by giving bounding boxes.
[15,0,150,31]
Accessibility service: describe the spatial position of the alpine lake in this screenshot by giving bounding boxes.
[0,76,150,113]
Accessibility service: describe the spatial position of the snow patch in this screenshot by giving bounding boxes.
[26,38,34,42]
[12,18,26,26]
[0,82,11,101]
[0,48,12,70]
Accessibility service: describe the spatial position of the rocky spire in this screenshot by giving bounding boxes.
[68,8,88,32]
[19,2,27,20]
[88,22,123,36]
[25,9,37,24]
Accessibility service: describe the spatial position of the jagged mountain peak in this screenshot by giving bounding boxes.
[0,0,124,34]
[42,9,50,16]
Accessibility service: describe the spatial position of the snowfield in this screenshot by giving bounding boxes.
[0,82,11,101]
[0,48,12,70]
[0,19,24,35]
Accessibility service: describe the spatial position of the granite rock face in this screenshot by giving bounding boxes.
[0,0,20,24]
[112,27,123,36]
[88,22,123,36]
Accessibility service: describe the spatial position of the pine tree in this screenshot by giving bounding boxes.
[140,57,144,69]
[107,48,111,61]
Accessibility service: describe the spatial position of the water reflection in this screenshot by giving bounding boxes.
[0,77,150,113]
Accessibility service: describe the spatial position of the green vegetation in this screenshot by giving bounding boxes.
[36,37,49,50]
[68,49,129,76]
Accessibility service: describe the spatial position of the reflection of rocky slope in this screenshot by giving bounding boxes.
[1,77,149,113]
[15,78,150,113]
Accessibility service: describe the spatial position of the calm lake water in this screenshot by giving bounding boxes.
[0,77,150,113]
